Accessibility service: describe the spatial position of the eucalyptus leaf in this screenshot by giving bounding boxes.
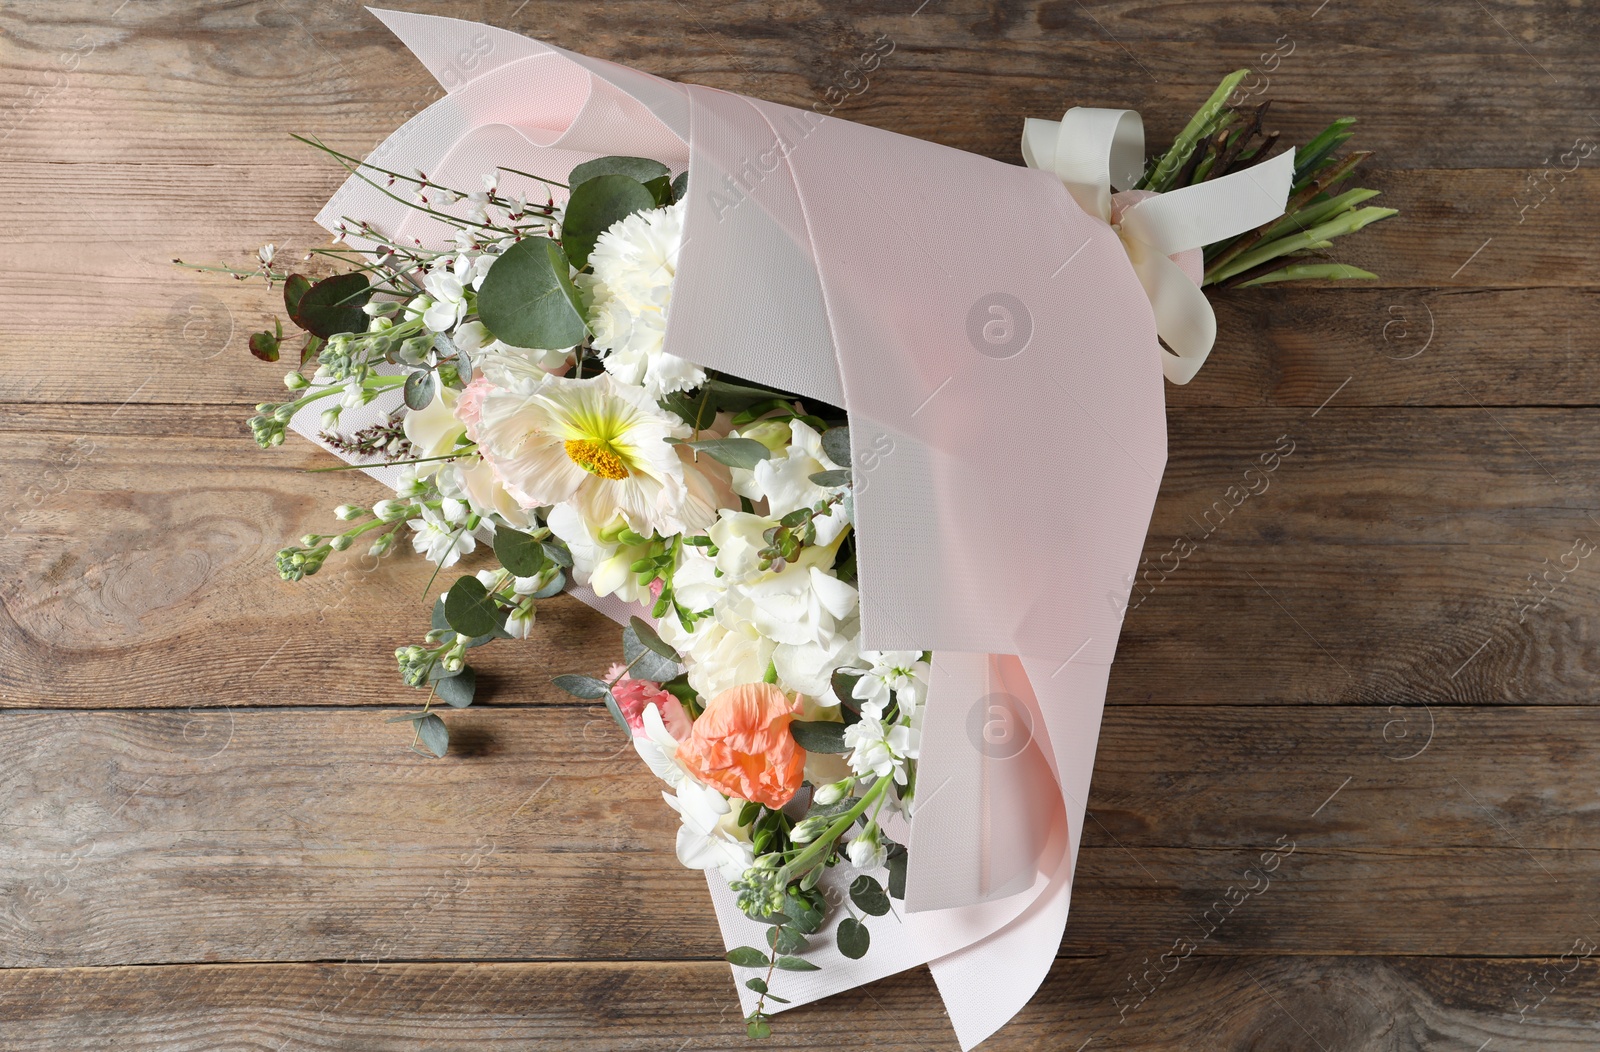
[541,541,574,569]
[725,946,772,968]
[670,170,688,203]
[552,674,610,700]
[476,237,587,350]
[886,845,908,899]
[403,369,437,411]
[444,575,505,638]
[831,668,864,710]
[384,711,433,723]
[642,174,673,206]
[628,616,680,660]
[808,469,850,487]
[677,437,771,470]
[568,155,671,186]
[789,719,848,754]
[820,425,851,468]
[432,664,476,708]
[775,955,821,971]
[493,525,547,577]
[561,174,657,270]
[766,926,809,955]
[783,891,825,935]
[745,977,768,994]
[248,330,280,362]
[849,875,891,917]
[531,570,566,599]
[416,713,449,758]
[601,690,631,734]
[836,917,870,960]
[703,378,797,412]
[289,272,371,338]
[283,273,311,318]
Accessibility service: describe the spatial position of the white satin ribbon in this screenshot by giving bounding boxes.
[1022,108,1295,384]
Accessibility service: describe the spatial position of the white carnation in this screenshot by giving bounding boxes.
[579,199,704,399]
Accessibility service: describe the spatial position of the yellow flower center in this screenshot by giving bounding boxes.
[564,439,629,480]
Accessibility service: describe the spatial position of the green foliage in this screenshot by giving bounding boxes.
[287,273,372,338]
[676,437,772,470]
[493,525,547,577]
[836,917,870,959]
[568,155,671,186]
[726,946,772,968]
[789,719,848,754]
[403,369,437,410]
[561,173,658,269]
[415,713,449,757]
[849,875,891,917]
[475,237,587,349]
[444,575,505,638]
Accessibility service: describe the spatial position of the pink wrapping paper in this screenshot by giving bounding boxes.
[295,10,1258,1047]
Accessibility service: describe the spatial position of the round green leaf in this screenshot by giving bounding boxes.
[476,237,587,350]
[561,174,658,270]
[444,575,504,638]
[416,713,449,758]
[766,926,809,955]
[248,330,280,363]
[283,273,312,317]
[836,917,870,959]
[775,955,821,971]
[849,875,891,917]
[820,425,851,467]
[432,664,476,708]
[670,170,688,203]
[289,272,371,338]
[493,525,547,578]
[403,369,437,410]
[568,155,671,187]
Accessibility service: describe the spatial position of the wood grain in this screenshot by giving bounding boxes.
[4,707,1600,969]
[5,0,1600,1047]
[3,955,1600,1051]
[5,409,1600,709]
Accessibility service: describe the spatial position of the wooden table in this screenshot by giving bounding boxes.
[4,1,1598,1048]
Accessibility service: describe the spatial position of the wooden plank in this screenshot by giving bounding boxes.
[1,161,1594,411]
[3,1,1595,169]
[3,955,1600,1051]
[4,707,1600,969]
[4,409,1600,707]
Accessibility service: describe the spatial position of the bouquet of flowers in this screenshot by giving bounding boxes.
[191,10,1393,1047]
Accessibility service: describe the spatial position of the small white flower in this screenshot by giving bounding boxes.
[852,650,930,720]
[421,270,468,332]
[843,716,915,785]
[394,466,428,499]
[257,243,276,266]
[407,505,476,567]
[663,777,752,882]
[505,605,536,639]
[633,701,686,788]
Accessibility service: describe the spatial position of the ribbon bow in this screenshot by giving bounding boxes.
[1022,108,1295,384]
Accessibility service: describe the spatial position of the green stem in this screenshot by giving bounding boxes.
[778,775,891,884]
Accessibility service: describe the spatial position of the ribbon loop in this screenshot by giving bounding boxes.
[1023,107,1293,384]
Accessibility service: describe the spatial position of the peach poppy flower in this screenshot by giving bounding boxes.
[676,683,806,809]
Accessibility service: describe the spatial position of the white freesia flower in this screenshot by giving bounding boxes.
[750,420,850,545]
[421,270,468,332]
[663,777,753,882]
[407,505,475,567]
[545,504,653,604]
[473,372,707,538]
[579,199,705,399]
[632,701,686,788]
[852,650,931,720]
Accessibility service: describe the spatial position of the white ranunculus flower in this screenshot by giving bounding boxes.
[472,372,706,538]
[664,777,753,882]
[670,617,775,701]
[578,199,705,399]
[731,564,857,649]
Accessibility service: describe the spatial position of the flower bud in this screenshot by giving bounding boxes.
[373,499,408,522]
[320,406,342,429]
[847,822,886,870]
[369,533,396,557]
[283,371,310,390]
[789,816,830,844]
[334,504,364,521]
[329,534,353,552]
[811,779,851,807]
